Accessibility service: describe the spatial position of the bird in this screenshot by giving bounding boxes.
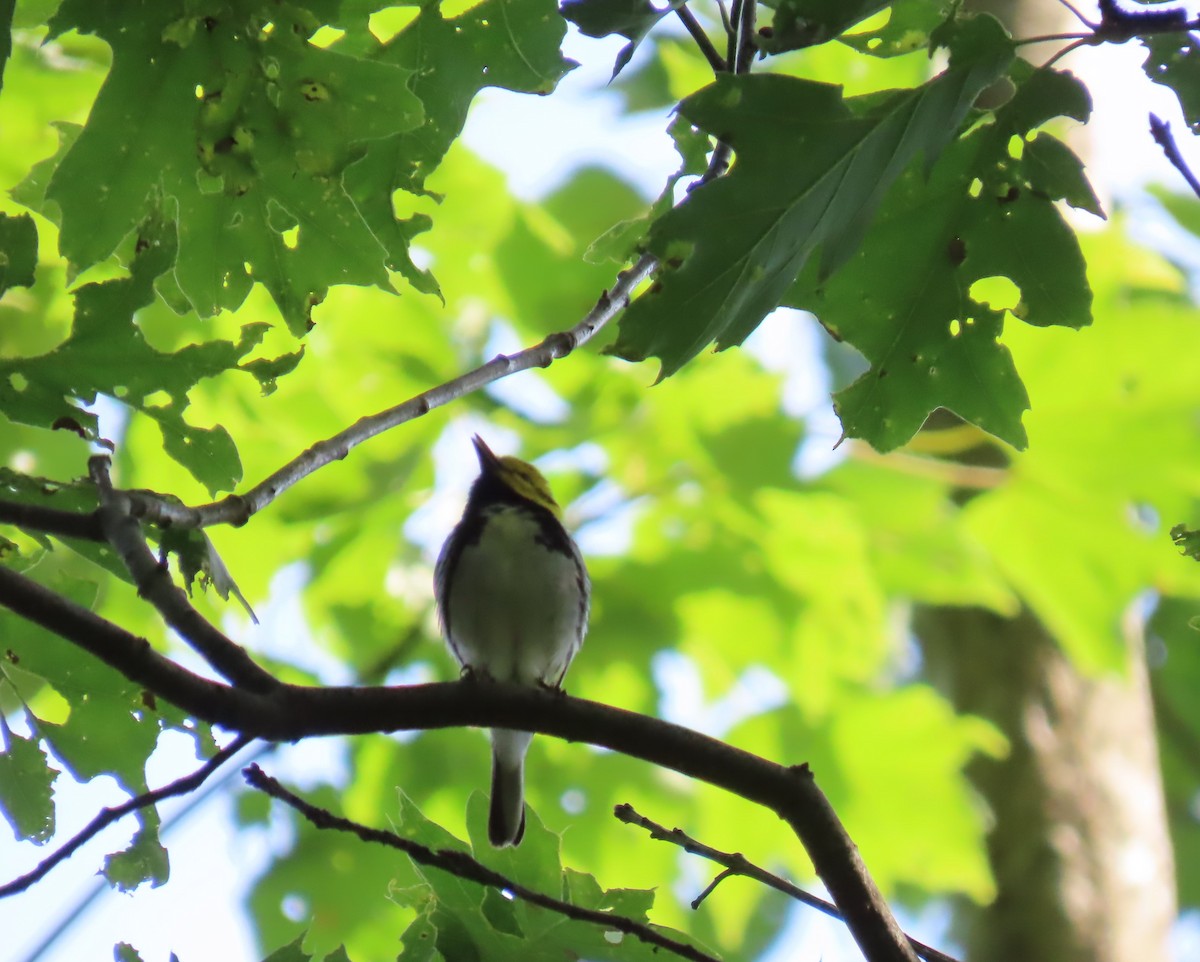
[434,434,590,847]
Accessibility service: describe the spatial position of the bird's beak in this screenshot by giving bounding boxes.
[472,434,502,473]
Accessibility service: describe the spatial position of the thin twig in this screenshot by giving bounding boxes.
[675,3,727,73]
[614,804,959,962]
[700,0,756,185]
[0,735,253,899]
[1054,0,1096,28]
[121,255,657,531]
[244,765,721,962]
[1018,4,1199,58]
[1150,113,1200,199]
[691,867,736,908]
[732,0,757,75]
[89,456,278,694]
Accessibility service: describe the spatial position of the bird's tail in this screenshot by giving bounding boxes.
[489,729,533,847]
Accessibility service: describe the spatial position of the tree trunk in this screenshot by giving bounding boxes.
[914,605,1176,962]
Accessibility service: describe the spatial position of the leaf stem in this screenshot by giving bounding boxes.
[675,3,727,73]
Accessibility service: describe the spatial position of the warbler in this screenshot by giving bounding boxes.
[435,435,590,847]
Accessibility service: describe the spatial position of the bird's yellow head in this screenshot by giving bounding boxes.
[472,435,563,518]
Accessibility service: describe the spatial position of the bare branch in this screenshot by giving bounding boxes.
[675,3,727,73]
[0,735,253,899]
[89,456,277,693]
[0,499,104,542]
[615,804,958,962]
[122,255,657,531]
[246,765,720,962]
[1150,112,1200,199]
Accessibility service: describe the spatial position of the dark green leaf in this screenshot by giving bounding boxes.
[103,817,169,891]
[345,0,574,296]
[611,15,1014,378]
[840,0,955,57]
[0,723,58,842]
[0,217,298,492]
[0,0,12,93]
[0,212,36,295]
[44,1,422,332]
[761,0,890,54]
[1143,32,1200,132]
[789,67,1094,450]
[1172,524,1200,561]
[561,0,670,78]
[113,943,145,962]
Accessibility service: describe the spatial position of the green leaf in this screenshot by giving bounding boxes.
[789,66,1095,450]
[0,0,12,93]
[44,0,422,332]
[0,722,59,842]
[610,14,1014,379]
[761,0,890,54]
[561,0,671,78]
[0,212,37,295]
[0,216,298,493]
[344,0,574,297]
[103,817,169,892]
[113,943,145,962]
[1143,32,1200,132]
[1172,524,1200,562]
[840,0,956,57]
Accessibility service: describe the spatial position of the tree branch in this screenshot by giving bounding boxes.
[0,735,253,899]
[675,3,727,73]
[0,563,272,732]
[615,804,957,962]
[88,456,278,694]
[0,499,104,542]
[245,765,720,962]
[118,255,656,531]
[0,555,917,961]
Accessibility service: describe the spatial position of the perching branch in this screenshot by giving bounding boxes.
[1149,113,1200,200]
[245,765,721,962]
[0,559,917,962]
[0,735,253,899]
[615,804,958,962]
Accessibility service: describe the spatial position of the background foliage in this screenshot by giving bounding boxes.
[2,1,1200,960]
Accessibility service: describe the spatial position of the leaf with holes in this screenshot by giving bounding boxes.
[787,66,1095,450]
[610,14,1015,378]
[44,0,422,334]
[0,217,299,494]
[345,0,575,289]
